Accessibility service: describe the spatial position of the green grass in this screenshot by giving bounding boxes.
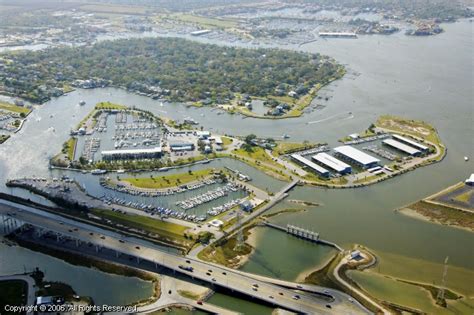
[0,135,10,144]
[353,174,383,184]
[178,290,201,300]
[233,147,280,168]
[0,101,31,114]
[221,136,233,146]
[95,101,128,110]
[0,280,28,311]
[91,209,190,242]
[167,13,238,29]
[123,168,216,189]
[454,190,473,203]
[197,233,252,268]
[64,137,77,160]
[272,141,316,156]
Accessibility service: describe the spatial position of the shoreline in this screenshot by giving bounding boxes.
[396,207,474,233]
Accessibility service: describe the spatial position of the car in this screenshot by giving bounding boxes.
[197,301,203,305]
[296,285,303,289]
[278,292,283,296]
[252,283,259,288]
[349,298,354,303]
[119,240,125,243]
[73,228,78,231]
[208,269,213,273]
[326,305,332,309]
[206,272,211,276]
[135,246,140,249]
[68,229,73,232]
[211,278,216,282]
[292,295,300,300]
[168,290,172,294]
[269,295,274,299]
[222,272,227,275]
[186,260,191,263]
[100,236,106,239]
[324,290,329,294]
[252,287,258,291]
[89,232,93,235]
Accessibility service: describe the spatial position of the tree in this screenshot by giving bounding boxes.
[245,134,257,145]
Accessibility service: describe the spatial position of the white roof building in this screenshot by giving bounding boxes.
[383,139,421,156]
[291,154,329,176]
[392,134,429,151]
[333,145,380,167]
[312,152,352,174]
[101,147,162,160]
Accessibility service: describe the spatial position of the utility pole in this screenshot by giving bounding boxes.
[436,256,449,306]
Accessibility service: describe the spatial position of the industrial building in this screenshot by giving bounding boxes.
[169,142,195,152]
[392,134,429,152]
[333,146,380,169]
[312,152,352,174]
[291,154,330,177]
[382,139,421,156]
[101,147,162,160]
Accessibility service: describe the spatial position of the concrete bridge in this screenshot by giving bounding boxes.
[0,201,369,314]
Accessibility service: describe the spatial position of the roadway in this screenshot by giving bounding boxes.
[0,200,370,314]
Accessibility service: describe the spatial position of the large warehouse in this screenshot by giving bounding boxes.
[312,152,352,174]
[383,139,421,156]
[291,154,330,177]
[392,134,429,152]
[101,147,162,160]
[333,145,380,168]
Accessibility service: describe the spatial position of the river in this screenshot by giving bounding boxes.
[0,19,472,312]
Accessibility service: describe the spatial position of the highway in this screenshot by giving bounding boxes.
[0,201,370,314]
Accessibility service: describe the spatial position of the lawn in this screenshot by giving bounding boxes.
[168,13,238,29]
[233,147,280,168]
[64,137,77,160]
[91,209,190,243]
[0,280,27,312]
[95,101,128,110]
[0,101,31,115]
[272,141,316,156]
[123,168,216,189]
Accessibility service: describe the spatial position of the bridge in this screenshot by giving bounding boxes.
[263,221,344,252]
[0,201,369,314]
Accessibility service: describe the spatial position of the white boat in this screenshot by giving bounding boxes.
[79,100,86,106]
[91,169,107,175]
[282,134,290,139]
[117,169,125,173]
[464,156,469,161]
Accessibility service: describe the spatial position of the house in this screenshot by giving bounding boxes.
[240,200,253,212]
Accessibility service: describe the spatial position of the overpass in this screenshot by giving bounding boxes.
[0,201,370,314]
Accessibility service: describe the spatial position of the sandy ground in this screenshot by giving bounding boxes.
[397,207,473,233]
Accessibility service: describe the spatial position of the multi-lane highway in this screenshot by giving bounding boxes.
[0,200,370,314]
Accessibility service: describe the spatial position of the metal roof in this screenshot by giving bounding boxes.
[333,146,380,165]
[392,134,429,151]
[312,152,351,173]
[102,147,162,156]
[291,154,329,175]
[383,139,421,155]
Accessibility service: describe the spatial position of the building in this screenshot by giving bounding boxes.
[240,200,253,212]
[392,134,429,152]
[466,174,474,186]
[169,142,195,152]
[101,147,162,160]
[319,32,357,38]
[312,152,352,174]
[291,154,330,177]
[382,139,421,156]
[196,131,211,139]
[333,146,380,168]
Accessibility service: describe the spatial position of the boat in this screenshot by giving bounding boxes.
[79,100,86,106]
[91,169,107,175]
[117,169,125,173]
[464,156,469,161]
[282,134,290,139]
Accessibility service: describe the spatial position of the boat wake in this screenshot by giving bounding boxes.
[307,112,353,125]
